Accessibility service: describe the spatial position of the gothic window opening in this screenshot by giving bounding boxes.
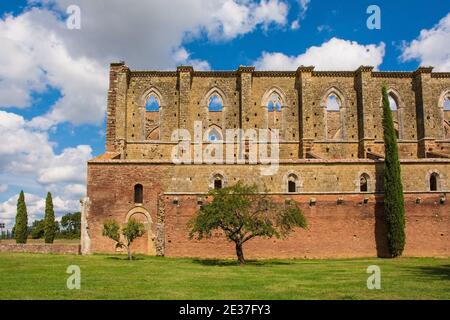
[386,90,403,139]
[145,93,161,140]
[430,173,439,191]
[268,94,282,112]
[443,94,450,139]
[267,93,282,130]
[134,184,143,203]
[213,174,223,189]
[146,94,160,112]
[326,94,340,111]
[388,95,398,111]
[324,91,344,140]
[360,173,369,192]
[208,94,223,112]
[444,96,450,111]
[287,174,298,193]
[207,126,222,142]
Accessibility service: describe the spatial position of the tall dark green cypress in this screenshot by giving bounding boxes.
[14,191,28,244]
[382,86,406,257]
[44,192,56,244]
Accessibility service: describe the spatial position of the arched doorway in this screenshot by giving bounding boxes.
[125,207,156,255]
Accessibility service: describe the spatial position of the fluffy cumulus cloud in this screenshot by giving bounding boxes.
[0,110,92,227]
[0,111,92,179]
[172,47,211,71]
[0,0,289,228]
[0,192,79,227]
[254,37,386,70]
[0,0,289,126]
[400,13,450,71]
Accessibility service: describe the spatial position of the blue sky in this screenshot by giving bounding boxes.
[0,0,449,228]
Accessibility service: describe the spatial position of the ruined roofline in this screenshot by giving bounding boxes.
[111,61,450,78]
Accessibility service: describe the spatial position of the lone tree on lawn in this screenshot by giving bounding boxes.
[44,192,56,243]
[188,182,308,264]
[14,191,28,244]
[382,86,406,257]
[102,218,145,260]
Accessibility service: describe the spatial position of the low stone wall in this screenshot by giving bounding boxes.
[0,243,80,255]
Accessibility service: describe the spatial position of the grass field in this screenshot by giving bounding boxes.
[0,253,449,300]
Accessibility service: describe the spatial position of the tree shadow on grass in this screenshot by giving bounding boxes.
[191,258,293,267]
[105,255,146,261]
[401,264,450,281]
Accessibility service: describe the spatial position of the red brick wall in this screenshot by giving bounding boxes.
[87,163,164,254]
[87,164,449,258]
[163,194,449,259]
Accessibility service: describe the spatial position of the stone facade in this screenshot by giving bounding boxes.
[83,62,450,258]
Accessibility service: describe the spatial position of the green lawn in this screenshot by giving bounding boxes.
[0,253,448,300]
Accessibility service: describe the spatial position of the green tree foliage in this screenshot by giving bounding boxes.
[59,212,81,239]
[102,218,145,260]
[188,182,308,264]
[14,191,28,244]
[382,86,406,257]
[30,219,45,239]
[44,192,56,243]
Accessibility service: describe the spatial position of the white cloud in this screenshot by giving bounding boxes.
[0,1,289,127]
[0,192,79,228]
[254,37,385,70]
[173,47,211,71]
[290,0,310,29]
[0,110,91,202]
[204,0,288,39]
[0,10,108,126]
[400,13,450,71]
[0,184,7,193]
[63,184,86,198]
[0,1,291,228]
[291,20,300,30]
[298,0,311,17]
[37,146,92,184]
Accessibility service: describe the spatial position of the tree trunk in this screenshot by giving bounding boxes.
[127,246,132,260]
[235,242,245,265]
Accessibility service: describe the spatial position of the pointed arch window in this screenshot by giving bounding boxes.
[359,173,369,192]
[213,174,224,189]
[207,127,222,142]
[444,95,450,111]
[145,92,161,140]
[208,94,223,112]
[287,173,298,193]
[385,90,403,140]
[388,95,398,111]
[146,94,160,112]
[322,89,345,140]
[326,94,340,111]
[268,93,282,112]
[430,172,439,191]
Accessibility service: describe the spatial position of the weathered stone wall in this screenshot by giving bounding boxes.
[91,63,450,258]
[105,63,450,160]
[0,244,80,255]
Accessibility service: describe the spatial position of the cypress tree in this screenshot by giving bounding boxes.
[14,191,28,244]
[382,86,406,257]
[44,192,56,244]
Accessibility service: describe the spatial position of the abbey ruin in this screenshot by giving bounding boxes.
[81,62,450,258]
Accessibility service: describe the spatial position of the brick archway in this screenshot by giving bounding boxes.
[125,207,156,255]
